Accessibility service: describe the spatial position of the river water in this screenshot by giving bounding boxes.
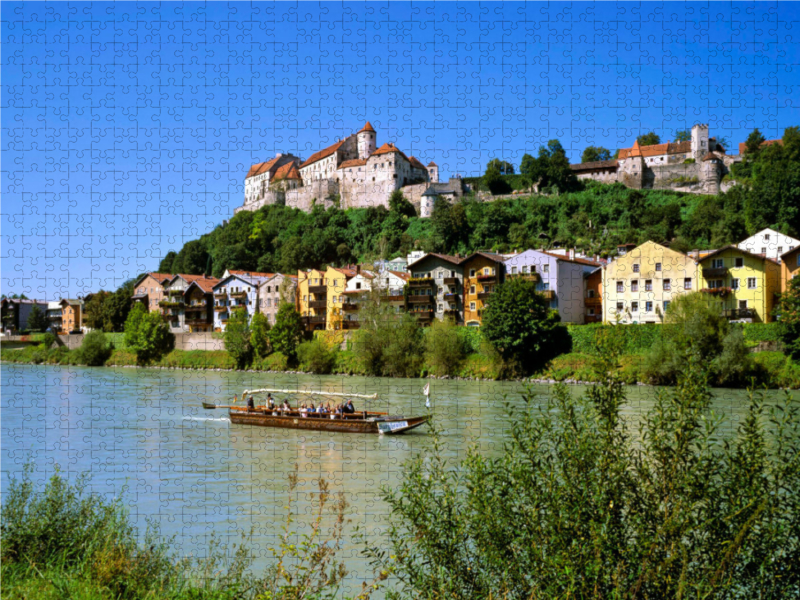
[1,363,793,594]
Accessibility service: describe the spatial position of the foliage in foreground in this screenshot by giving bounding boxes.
[375,338,800,599]
[0,465,383,600]
[777,274,800,360]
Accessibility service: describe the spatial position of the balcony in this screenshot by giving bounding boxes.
[407,295,432,304]
[477,274,496,283]
[342,302,359,311]
[410,310,434,321]
[159,299,184,308]
[308,285,327,295]
[409,277,433,287]
[309,315,326,324]
[477,291,493,300]
[541,290,556,300]
[443,277,460,285]
[508,272,540,282]
[184,305,206,312]
[443,292,460,300]
[342,320,360,330]
[229,291,247,299]
[722,308,756,320]
[167,289,185,296]
[585,297,602,307]
[185,318,209,326]
[309,300,327,309]
[703,267,729,278]
[381,294,405,303]
[214,306,228,312]
[701,287,732,298]
[214,292,227,298]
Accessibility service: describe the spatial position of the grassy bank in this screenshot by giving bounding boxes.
[4,342,799,388]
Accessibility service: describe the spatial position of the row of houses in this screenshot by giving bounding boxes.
[1,297,90,335]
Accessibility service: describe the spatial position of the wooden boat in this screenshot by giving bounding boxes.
[202,388,430,435]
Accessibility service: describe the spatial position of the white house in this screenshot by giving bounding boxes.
[212,271,273,331]
[738,228,800,262]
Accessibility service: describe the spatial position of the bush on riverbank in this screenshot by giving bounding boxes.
[377,350,800,598]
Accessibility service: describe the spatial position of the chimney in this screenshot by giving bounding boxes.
[356,264,361,275]
[569,249,575,260]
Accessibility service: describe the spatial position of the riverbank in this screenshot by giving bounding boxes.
[4,344,800,389]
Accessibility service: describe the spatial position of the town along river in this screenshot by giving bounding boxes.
[2,363,796,595]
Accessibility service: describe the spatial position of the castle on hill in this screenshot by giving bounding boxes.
[237,122,466,216]
[570,124,742,195]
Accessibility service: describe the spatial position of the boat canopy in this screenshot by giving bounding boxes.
[241,388,378,400]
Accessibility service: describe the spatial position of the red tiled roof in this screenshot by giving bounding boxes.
[702,152,717,161]
[246,156,283,179]
[339,158,368,170]
[372,143,409,162]
[618,140,691,160]
[738,138,782,155]
[427,161,437,167]
[542,251,602,267]
[571,159,619,171]
[149,273,173,283]
[388,270,410,280]
[408,156,426,170]
[272,162,301,181]
[358,121,375,133]
[186,277,220,293]
[333,267,358,277]
[300,139,345,168]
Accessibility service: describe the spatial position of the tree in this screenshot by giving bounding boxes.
[123,303,175,365]
[223,308,252,369]
[636,131,661,146]
[481,277,567,374]
[776,275,800,360]
[101,284,133,332]
[297,336,337,374]
[26,305,49,332]
[77,331,112,366]
[644,292,753,386]
[158,251,177,274]
[423,316,467,376]
[580,146,611,163]
[269,303,305,364]
[83,291,111,331]
[388,189,416,218]
[482,165,510,195]
[674,129,691,142]
[250,311,271,360]
[486,158,515,175]
[374,351,800,598]
[743,128,766,156]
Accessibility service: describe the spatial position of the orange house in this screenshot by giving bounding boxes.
[460,252,506,326]
[132,273,173,312]
[584,267,603,323]
[782,246,800,291]
[60,299,85,333]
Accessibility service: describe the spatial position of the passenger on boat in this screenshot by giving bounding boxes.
[266,394,275,410]
[316,404,324,415]
[282,400,291,412]
[308,402,316,417]
[325,402,332,413]
[300,402,308,417]
[246,394,255,410]
[344,400,355,414]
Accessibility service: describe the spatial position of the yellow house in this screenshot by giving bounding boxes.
[325,266,357,330]
[698,246,781,322]
[602,241,699,324]
[297,269,328,331]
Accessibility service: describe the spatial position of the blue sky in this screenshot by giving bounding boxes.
[2,1,798,299]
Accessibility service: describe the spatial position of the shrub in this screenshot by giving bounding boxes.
[77,330,112,366]
[223,307,252,369]
[424,317,467,376]
[123,303,175,365]
[250,311,271,359]
[374,353,800,598]
[777,275,800,359]
[41,332,57,350]
[297,337,337,374]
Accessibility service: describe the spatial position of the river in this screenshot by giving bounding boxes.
[1,363,794,595]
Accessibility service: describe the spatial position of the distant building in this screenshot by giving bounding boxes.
[132,273,173,312]
[407,253,465,325]
[59,299,86,333]
[781,245,800,288]
[1,298,49,333]
[183,277,219,333]
[737,228,800,262]
[257,273,298,325]
[212,271,272,331]
[461,252,507,327]
[47,301,63,333]
[163,274,219,332]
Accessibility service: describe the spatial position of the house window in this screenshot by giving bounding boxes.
[765,234,770,241]
[356,282,362,290]
[470,269,476,277]
[739,300,748,309]
[543,265,549,273]
[543,283,550,291]
[684,278,692,290]
[470,285,476,294]
[663,279,671,291]
[587,290,595,298]
[732,278,740,290]
[735,258,744,268]
[645,301,653,312]
[438,304,443,311]
[470,302,476,311]
[655,263,662,272]
[522,265,528,273]
[511,266,517,274]
[761,247,767,254]
[616,302,624,312]
[645,280,652,291]
[588,308,595,316]
[633,263,640,273]
[631,301,639,312]
[631,280,639,292]
[663,300,671,311]
[709,279,723,289]
[616,281,624,293]
[747,278,757,289]
[712,258,724,269]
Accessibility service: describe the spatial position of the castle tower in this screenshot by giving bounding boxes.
[427,161,439,183]
[691,124,709,159]
[357,122,376,160]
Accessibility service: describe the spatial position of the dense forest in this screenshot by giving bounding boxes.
[156,126,800,279]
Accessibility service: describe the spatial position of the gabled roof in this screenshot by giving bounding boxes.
[59,299,84,307]
[571,159,619,171]
[338,158,368,170]
[228,270,273,278]
[698,244,778,265]
[427,161,437,167]
[541,251,602,267]
[388,270,410,280]
[618,140,691,160]
[246,155,284,179]
[272,162,301,182]
[407,253,463,269]
[213,272,273,290]
[408,156,426,170]
[371,143,409,162]
[183,277,220,294]
[134,272,173,287]
[781,245,800,259]
[460,251,507,264]
[702,152,717,161]
[331,267,358,278]
[358,121,375,133]
[300,139,345,168]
